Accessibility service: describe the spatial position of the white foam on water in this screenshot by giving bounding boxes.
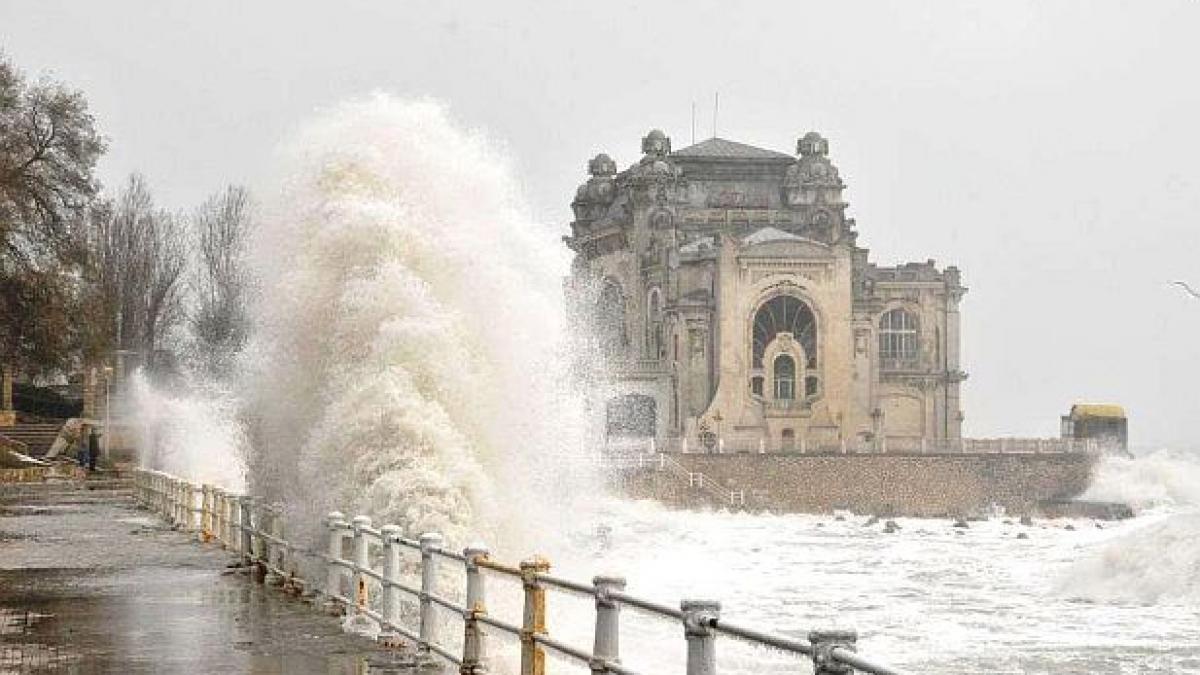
[1057,449,1200,608]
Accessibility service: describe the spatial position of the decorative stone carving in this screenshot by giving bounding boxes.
[784,132,844,201]
[589,152,618,177]
[572,153,619,224]
[633,129,682,181]
[642,129,671,157]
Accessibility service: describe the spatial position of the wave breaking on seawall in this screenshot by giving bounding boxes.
[132,94,593,555]
[241,94,594,551]
[1057,449,1200,604]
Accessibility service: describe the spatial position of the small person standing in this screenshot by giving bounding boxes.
[76,429,89,467]
[87,428,100,472]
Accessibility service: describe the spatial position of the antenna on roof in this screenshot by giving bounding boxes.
[712,92,719,138]
[691,101,696,145]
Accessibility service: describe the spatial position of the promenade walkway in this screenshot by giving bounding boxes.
[0,476,419,674]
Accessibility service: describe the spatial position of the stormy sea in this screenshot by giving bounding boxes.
[130,96,1200,674]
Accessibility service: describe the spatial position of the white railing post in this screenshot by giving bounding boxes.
[213,489,225,545]
[216,485,226,542]
[591,576,625,673]
[238,496,254,565]
[186,483,198,532]
[380,524,402,629]
[177,481,186,526]
[520,556,550,675]
[352,515,372,612]
[222,490,233,547]
[267,504,283,583]
[200,485,212,541]
[681,599,720,675]
[326,511,346,601]
[460,543,490,673]
[418,532,444,659]
[253,501,269,581]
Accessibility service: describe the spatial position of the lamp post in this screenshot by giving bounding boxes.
[103,365,113,459]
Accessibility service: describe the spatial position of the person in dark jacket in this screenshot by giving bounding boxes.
[76,429,89,467]
[87,429,100,472]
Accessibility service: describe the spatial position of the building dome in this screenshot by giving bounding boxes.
[588,153,617,177]
[641,129,671,157]
[798,132,829,157]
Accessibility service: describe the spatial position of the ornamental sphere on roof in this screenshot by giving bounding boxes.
[798,131,829,158]
[641,129,671,157]
[588,153,617,177]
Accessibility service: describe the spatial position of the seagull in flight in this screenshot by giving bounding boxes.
[1172,280,1200,300]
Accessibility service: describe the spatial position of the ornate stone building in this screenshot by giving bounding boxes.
[566,129,967,452]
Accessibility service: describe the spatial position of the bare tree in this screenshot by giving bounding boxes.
[88,175,188,374]
[188,186,253,375]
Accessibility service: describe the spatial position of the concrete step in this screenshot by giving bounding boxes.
[0,423,68,456]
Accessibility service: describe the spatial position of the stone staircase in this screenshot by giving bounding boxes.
[0,422,68,457]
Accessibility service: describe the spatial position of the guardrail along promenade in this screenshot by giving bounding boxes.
[133,468,908,675]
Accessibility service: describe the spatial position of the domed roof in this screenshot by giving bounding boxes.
[588,153,616,177]
[798,132,830,157]
[641,129,672,157]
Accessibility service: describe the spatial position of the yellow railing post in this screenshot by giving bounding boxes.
[520,555,550,675]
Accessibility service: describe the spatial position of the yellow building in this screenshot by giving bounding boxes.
[567,130,967,452]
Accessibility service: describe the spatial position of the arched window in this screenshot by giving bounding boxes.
[773,354,796,400]
[879,308,918,362]
[752,295,816,368]
[646,288,663,358]
[597,280,626,357]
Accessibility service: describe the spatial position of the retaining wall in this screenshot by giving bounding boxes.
[617,452,1100,517]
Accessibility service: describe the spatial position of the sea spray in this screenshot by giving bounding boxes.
[1058,449,1200,605]
[242,94,591,552]
[1082,447,1200,511]
[129,370,248,491]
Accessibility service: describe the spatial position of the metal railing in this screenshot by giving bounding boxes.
[131,467,908,675]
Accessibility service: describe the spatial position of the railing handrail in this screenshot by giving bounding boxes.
[129,467,908,675]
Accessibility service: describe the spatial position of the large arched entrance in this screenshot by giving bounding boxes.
[752,295,817,369]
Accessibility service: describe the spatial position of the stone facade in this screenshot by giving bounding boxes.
[566,130,968,451]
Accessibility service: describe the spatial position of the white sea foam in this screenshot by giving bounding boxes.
[1057,449,1200,607]
[1083,448,1200,511]
[239,94,590,552]
[129,371,247,491]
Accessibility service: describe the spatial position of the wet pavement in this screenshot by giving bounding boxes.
[0,479,424,674]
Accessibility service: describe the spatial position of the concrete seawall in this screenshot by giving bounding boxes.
[617,452,1100,517]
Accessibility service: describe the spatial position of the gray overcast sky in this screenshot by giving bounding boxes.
[3,0,1198,448]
